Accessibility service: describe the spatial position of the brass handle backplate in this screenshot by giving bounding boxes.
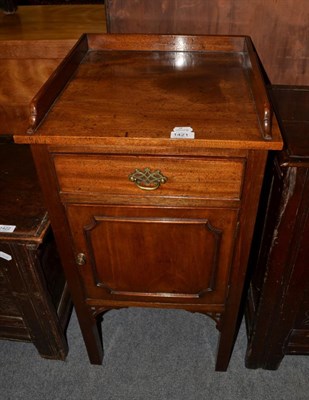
[128,168,168,191]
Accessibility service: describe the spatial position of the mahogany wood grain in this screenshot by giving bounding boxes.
[31,144,104,365]
[15,34,283,371]
[0,5,106,41]
[105,0,309,85]
[16,34,282,149]
[0,5,107,137]
[67,205,238,303]
[87,32,246,52]
[27,35,89,135]
[53,154,245,203]
[0,39,77,59]
[0,55,62,135]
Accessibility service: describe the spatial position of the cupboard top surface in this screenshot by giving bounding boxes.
[15,34,282,150]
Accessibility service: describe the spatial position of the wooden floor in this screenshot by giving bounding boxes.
[0,5,107,41]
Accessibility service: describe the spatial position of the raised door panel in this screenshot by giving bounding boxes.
[66,205,238,305]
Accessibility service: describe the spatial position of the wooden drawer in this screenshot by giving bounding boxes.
[53,154,245,204]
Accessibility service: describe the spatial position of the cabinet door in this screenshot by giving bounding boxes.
[66,205,238,305]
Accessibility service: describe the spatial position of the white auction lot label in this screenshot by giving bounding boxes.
[0,251,12,261]
[0,225,16,233]
[170,126,195,139]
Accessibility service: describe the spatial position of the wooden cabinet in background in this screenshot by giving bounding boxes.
[245,86,309,369]
[15,34,282,371]
[0,142,72,359]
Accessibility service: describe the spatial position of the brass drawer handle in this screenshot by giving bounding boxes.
[128,168,168,191]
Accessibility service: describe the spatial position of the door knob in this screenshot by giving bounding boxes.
[76,253,86,266]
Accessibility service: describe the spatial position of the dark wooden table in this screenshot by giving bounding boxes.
[15,33,282,371]
[245,85,309,369]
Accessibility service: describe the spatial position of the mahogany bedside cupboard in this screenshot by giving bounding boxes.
[14,34,282,371]
[0,141,71,359]
[245,85,309,369]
